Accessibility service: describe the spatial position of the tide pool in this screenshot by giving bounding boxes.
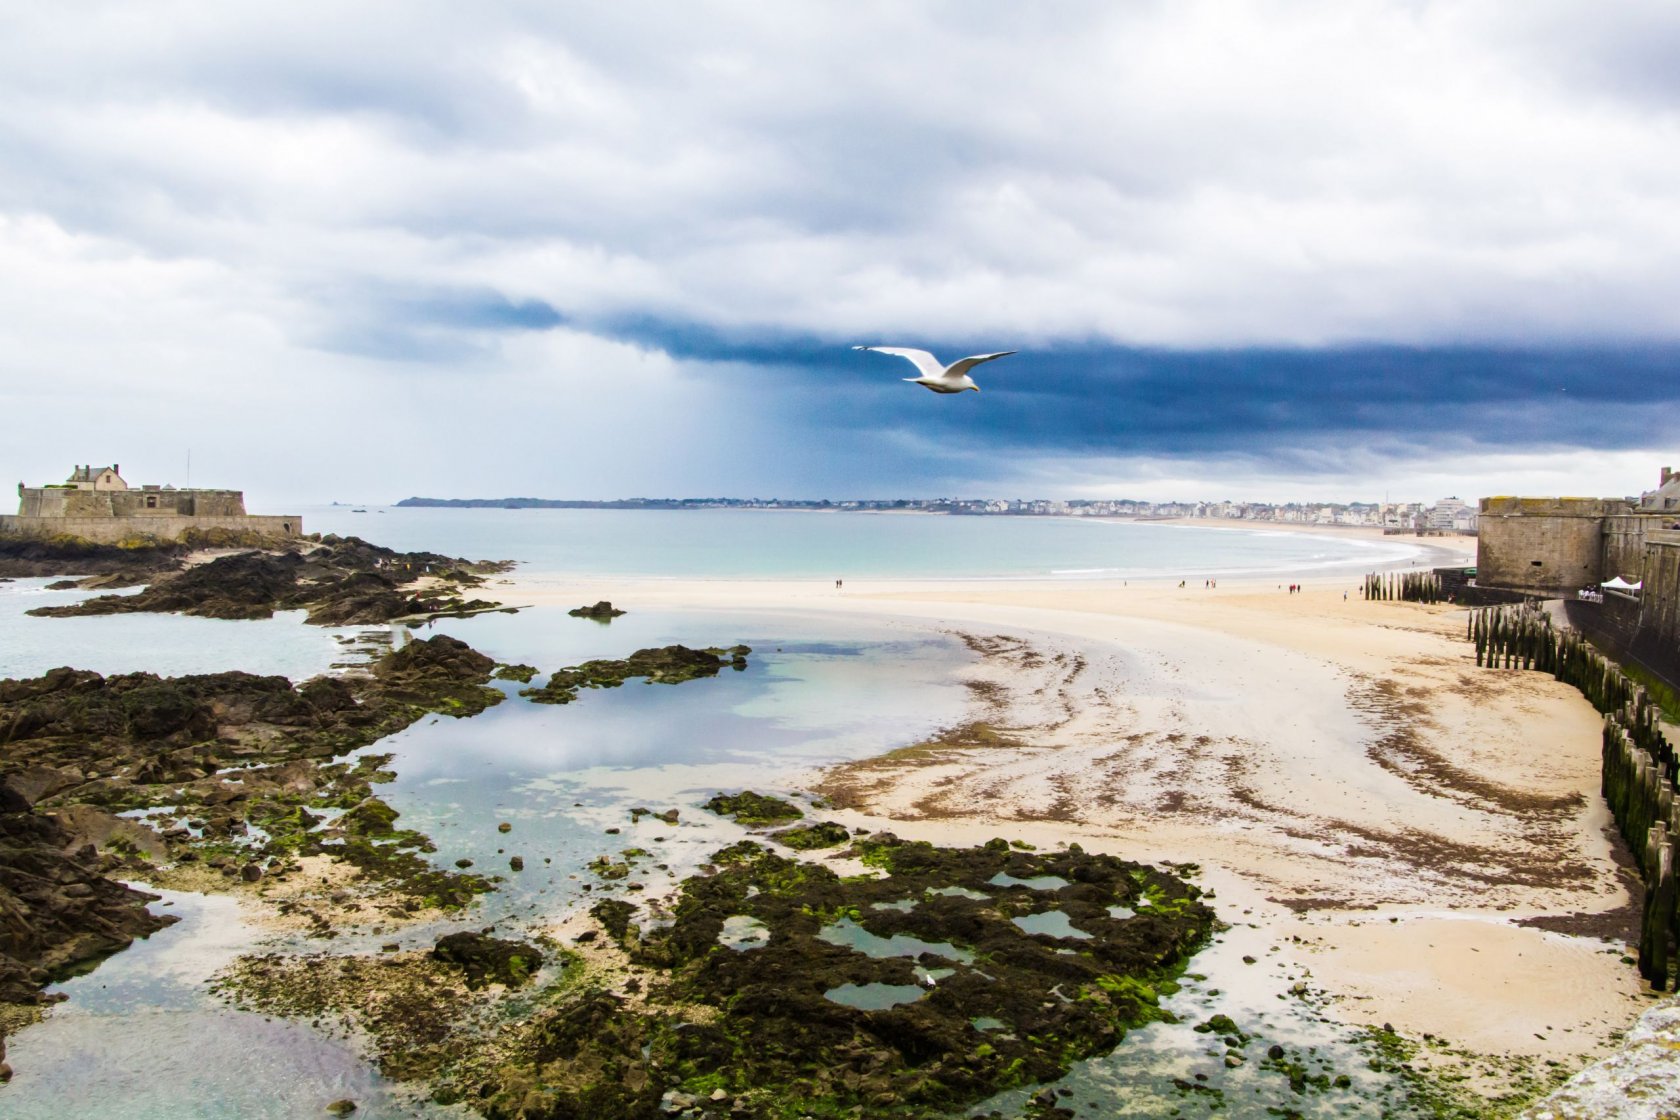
[0,578,355,681]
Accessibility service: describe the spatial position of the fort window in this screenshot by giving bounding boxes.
[145,495,157,508]
[1530,560,1543,566]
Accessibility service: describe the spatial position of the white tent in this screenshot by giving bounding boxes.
[1601,576,1643,592]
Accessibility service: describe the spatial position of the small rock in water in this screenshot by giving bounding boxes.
[509,856,524,871]
[325,1100,357,1117]
[497,821,512,833]
[455,858,474,868]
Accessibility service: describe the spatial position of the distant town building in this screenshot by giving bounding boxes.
[1427,497,1476,531]
[1641,467,1680,513]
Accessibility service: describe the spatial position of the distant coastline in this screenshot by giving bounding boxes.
[393,495,1473,531]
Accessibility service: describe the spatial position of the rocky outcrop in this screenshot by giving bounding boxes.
[567,601,626,620]
[0,634,507,1032]
[25,535,511,625]
[0,533,187,581]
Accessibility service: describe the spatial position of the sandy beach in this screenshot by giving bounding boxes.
[494,530,1655,1094]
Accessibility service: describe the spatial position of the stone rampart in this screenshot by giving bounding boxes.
[1644,531,1680,650]
[1476,497,1621,594]
[0,514,302,544]
[1604,513,1660,582]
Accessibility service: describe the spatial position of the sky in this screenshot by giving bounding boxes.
[2,1,1677,506]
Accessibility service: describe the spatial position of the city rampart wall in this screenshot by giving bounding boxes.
[1603,513,1664,582]
[1643,531,1680,650]
[1476,497,1619,594]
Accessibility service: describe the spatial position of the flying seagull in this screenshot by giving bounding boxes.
[853,346,1016,394]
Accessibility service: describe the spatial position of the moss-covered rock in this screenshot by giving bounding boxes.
[430,932,544,989]
[769,820,849,849]
[703,790,803,826]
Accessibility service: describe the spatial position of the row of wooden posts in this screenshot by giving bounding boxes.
[1362,570,1445,603]
[1468,601,1678,989]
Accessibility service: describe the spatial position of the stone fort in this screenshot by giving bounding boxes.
[1477,466,1680,651]
[1,463,302,543]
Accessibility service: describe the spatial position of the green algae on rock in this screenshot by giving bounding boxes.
[519,644,751,705]
[769,820,849,849]
[703,790,804,826]
[492,663,538,683]
[440,833,1215,1119]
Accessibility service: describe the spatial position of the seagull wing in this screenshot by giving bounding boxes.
[853,345,945,379]
[943,351,1016,379]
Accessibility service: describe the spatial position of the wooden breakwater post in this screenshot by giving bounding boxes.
[1363,570,1445,603]
[1468,602,1680,989]
[1642,825,1675,988]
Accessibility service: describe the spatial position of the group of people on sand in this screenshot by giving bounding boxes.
[1286,583,1301,593]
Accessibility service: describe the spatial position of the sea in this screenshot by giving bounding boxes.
[0,508,1445,1119]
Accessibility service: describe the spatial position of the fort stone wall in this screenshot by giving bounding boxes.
[0,514,302,544]
[20,487,246,518]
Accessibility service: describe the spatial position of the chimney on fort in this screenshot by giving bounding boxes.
[1664,466,1673,487]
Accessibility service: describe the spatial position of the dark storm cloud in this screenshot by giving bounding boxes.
[690,337,1680,461]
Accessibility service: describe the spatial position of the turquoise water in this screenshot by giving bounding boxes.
[355,608,973,931]
[297,505,1421,580]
